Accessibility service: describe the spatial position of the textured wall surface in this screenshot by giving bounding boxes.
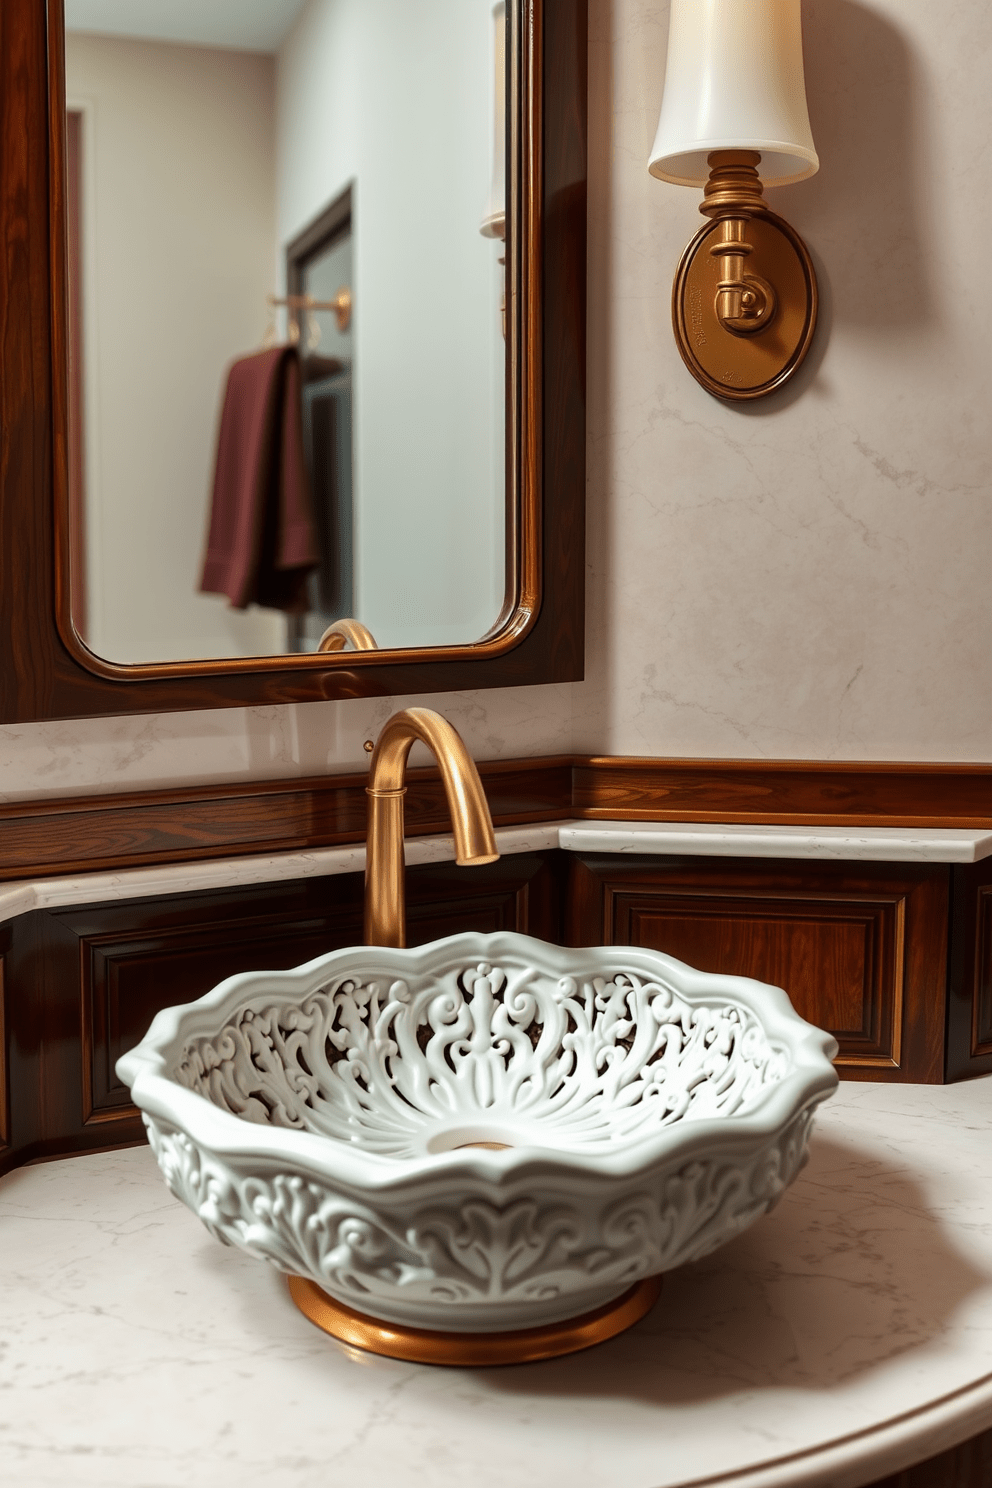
[578,0,992,763]
[0,0,988,800]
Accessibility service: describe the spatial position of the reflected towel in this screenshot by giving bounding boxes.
[200,346,318,611]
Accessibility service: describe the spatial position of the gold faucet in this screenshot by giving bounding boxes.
[364,708,499,947]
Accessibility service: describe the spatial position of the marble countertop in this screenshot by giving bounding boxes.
[2,1079,992,1488]
[1,818,989,930]
[556,820,992,864]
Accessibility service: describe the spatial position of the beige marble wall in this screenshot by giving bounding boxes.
[0,0,988,801]
[578,0,992,763]
[0,687,575,801]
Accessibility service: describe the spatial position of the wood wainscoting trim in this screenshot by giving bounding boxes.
[573,758,992,829]
[0,755,990,886]
[0,757,575,883]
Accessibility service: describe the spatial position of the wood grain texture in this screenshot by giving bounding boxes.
[616,893,905,1068]
[0,0,586,722]
[0,953,8,1150]
[0,757,575,881]
[976,889,992,1057]
[2,757,991,886]
[574,758,992,828]
[566,855,949,1084]
[946,858,992,1082]
[865,1427,992,1488]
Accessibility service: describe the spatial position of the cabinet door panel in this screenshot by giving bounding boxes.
[568,855,948,1084]
[2,854,562,1172]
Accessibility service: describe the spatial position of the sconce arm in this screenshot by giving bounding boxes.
[699,152,776,335]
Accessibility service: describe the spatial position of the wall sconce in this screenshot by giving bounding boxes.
[649,0,819,401]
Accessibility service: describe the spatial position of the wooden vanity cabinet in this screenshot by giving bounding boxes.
[947,855,992,1083]
[867,1428,992,1488]
[0,854,563,1175]
[2,843,990,1176]
[566,853,951,1085]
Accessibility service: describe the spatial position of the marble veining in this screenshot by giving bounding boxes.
[2,1079,991,1487]
[0,685,577,804]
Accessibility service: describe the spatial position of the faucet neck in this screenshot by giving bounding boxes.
[364,787,409,948]
[364,708,498,948]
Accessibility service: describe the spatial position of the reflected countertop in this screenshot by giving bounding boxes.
[2,1078,991,1488]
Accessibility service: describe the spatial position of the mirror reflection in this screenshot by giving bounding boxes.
[64,0,508,665]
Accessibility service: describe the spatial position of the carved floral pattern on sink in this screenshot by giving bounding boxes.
[175,960,793,1152]
[119,933,838,1333]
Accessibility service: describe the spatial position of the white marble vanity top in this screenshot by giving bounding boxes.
[2,1078,991,1488]
[1,818,989,929]
[556,820,992,864]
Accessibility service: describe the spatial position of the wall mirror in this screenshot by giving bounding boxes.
[0,0,586,721]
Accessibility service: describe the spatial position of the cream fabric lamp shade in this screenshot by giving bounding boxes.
[480,1,507,238]
[648,0,818,188]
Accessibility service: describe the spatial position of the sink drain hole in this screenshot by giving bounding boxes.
[426,1125,519,1154]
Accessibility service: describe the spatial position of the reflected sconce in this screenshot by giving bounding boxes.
[649,0,819,401]
[480,1,507,243]
[480,2,507,337]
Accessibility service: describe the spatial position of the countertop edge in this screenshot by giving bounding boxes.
[675,1369,992,1488]
[1,818,990,930]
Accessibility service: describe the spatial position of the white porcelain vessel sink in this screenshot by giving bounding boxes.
[118,931,838,1347]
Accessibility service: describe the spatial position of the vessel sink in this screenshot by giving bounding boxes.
[117,930,838,1344]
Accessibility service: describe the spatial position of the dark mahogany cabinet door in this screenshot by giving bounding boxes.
[0,853,563,1174]
[865,1427,992,1487]
[947,857,992,1083]
[566,854,950,1084]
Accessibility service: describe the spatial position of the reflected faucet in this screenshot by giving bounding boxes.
[364,708,499,948]
[318,618,378,653]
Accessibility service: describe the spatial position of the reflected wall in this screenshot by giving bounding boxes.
[66,33,283,662]
[65,0,506,666]
[277,0,506,654]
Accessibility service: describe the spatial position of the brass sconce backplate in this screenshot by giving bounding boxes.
[673,210,817,401]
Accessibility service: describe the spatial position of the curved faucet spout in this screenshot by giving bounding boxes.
[364,708,499,948]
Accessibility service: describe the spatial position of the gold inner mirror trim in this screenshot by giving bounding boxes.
[288,1273,663,1366]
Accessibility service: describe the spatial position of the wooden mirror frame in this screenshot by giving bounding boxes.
[0,0,586,722]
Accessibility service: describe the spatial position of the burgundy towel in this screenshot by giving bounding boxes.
[200,346,318,611]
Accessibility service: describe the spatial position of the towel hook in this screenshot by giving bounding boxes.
[267,291,353,349]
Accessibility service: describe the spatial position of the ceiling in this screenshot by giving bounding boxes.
[63,0,309,53]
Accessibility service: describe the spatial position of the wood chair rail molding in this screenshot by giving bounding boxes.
[0,755,990,885]
[573,757,992,827]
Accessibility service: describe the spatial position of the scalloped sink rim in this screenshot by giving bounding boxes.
[118,932,838,1188]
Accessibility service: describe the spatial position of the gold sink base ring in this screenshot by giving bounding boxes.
[288,1273,663,1366]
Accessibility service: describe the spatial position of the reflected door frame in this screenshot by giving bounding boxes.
[285,187,355,651]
